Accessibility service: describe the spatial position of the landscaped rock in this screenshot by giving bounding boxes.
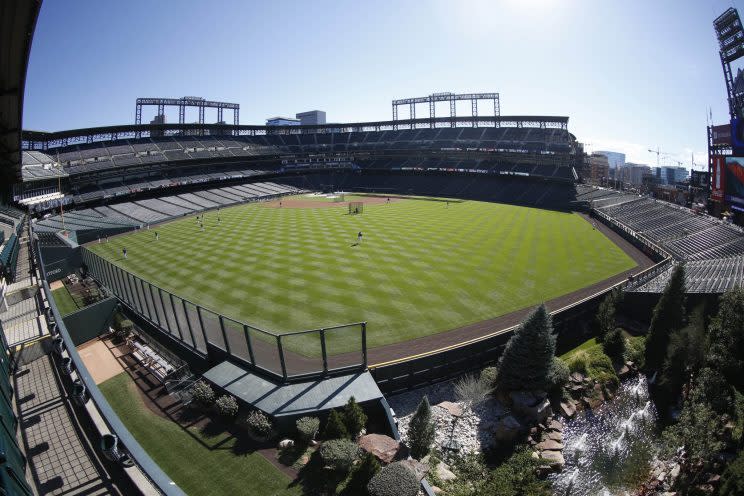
[431,486,443,495]
[400,459,428,481]
[547,419,563,432]
[546,430,563,442]
[616,363,632,380]
[435,401,463,417]
[278,439,294,449]
[536,439,564,451]
[435,462,457,482]
[491,415,522,441]
[510,391,551,423]
[358,434,404,464]
[560,400,577,418]
[540,449,565,471]
[569,372,585,383]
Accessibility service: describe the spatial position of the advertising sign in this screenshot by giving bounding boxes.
[712,156,726,201]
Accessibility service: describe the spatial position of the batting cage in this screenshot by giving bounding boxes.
[348,202,364,215]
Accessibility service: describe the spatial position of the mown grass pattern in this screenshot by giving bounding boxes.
[89,197,636,353]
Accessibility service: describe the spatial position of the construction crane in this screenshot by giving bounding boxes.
[647,147,679,168]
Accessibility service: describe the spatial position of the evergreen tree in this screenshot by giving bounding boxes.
[596,287,622,342]
[343,396,367,438]
[602,328,625,363]
[407,396,435,460]
[706,287,744,393]
[496,305,556,392]
[324,409,349,440]
[644,265,686,371]
[342,452,381,496]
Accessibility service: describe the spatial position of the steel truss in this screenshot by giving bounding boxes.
[134,97,240,137]
[392,92,500,129]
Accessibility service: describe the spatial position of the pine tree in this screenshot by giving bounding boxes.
[596,287,622,342]
[407,396,435,460]
[324,409,349,440]
[343,396,367,439]
[706,287,744,393]
[496,305,556,392]
[645,265,686,371]
[343,452,381,496]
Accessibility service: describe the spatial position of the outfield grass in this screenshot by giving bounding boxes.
[99,373,300,496]
[89,197,636,354]
[51,286,79,316]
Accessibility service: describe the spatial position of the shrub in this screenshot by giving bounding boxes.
[318,438,359,473]
[479,366,498,387]
[323,409,349,440]
[296,416,320,443]
[343,396,367,438]
[215,395,238,418]
[547,357,570,393]
[367,461,419,496]
[565,347,618,388]
[245,410,273,438]
[454,373,490,409]
[191,380,215,407]
[602,328,626,363]
[595,287,622,342]
[624,335,646,368]
[344,452,381,494]
[407,396,435,460]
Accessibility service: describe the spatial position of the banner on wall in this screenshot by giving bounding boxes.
[712,156,725,202]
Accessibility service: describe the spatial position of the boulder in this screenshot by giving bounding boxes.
[537,439,564,451]
[540,449,565,471]
[358,434,404,464]
[560,400,577,418]
[547,419,563,432]
[435,462,457,482]
[435,401,463,417]
[546,430,563,442]
[400,459,428,481]
[431,486,444,495]
[278,439,294,449]
[616,363,632,380]
[569,372,585,383]
[510,391,552,424]
[491,415,522,441]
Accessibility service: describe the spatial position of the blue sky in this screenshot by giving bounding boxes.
[23,0,741,167]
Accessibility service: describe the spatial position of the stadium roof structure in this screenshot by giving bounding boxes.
[22,115,570,150]
[0,0,41,193]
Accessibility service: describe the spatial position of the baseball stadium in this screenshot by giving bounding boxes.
[3,2,744,496]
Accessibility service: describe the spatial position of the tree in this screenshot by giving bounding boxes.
[343,396,367,439]
[596,287,622,342]
[602,328,625,363]
[496,305,556,392]
[324,409,349,440]
[662,399,724,461]
[644,265,686,371]
[706,287,744,393]
[343,452,381,496]
[720,450,744,496]
[407,396,435,460]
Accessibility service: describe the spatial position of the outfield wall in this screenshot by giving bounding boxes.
[80,248,368,382]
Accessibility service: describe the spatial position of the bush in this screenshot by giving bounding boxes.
[367,461,419,496]
[343,396,367,438]
[479,366,498,387]
[602,328,626,363]
[565,347,618,388]
[318,438,359,473]
[296,416,320,443]
[454,373,490,409]
[191,380,215,407]
[343,452,380,495]
[324,409,349,440]
[547,357,570,393]
[245,410,273,438]
[624,335,646,368]
[215,395,238,418]
[407,396,435,460]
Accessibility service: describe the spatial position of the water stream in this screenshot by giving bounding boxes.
[550,376,659,496]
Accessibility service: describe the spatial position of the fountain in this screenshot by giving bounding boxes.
[549,376,659,495]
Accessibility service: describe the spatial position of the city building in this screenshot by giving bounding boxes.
[266,116,300,126]
[149,114,165,137]
[625,163,652,185]
[656,166,688,185]
[595,150,625,179]
[296,110,326,126]
[588,153,610,184]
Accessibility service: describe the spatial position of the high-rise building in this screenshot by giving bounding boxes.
[625,163,652,185]
[296,110,326,126]
[595,150,626,174]
[588,153,610,184]
[150,114,166,137]
[657,166,688,185]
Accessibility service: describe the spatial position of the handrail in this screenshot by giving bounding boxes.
[32,228,186,496]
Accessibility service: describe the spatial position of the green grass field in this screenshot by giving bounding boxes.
[51,286,79,316]
[99,373,299,496]
[88,197,635,354]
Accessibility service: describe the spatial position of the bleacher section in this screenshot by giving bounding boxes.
[33,182,304,235]
[579,185,744,293]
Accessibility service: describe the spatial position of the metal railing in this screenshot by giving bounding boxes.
[31,229,186,496]
[80,248,367,381]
